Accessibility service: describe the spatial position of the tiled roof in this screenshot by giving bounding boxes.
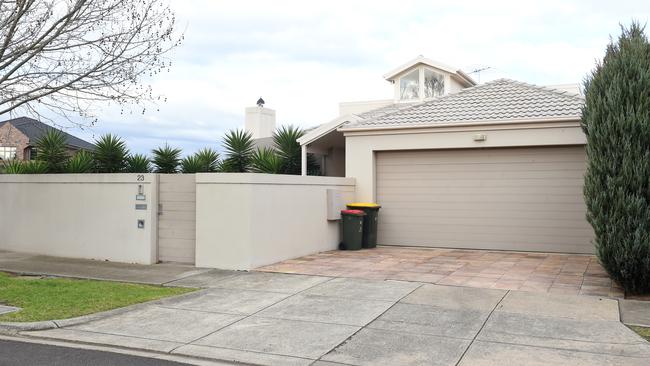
[342,79,584,130]
[0,117,95,150]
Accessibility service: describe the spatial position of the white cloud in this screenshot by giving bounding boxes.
[65,0,650,155]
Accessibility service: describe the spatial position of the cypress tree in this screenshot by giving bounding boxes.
[582,22,650,294]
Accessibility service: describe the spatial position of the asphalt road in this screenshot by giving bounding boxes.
[0,339,192,366]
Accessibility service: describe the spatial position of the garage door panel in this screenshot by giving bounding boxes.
[377,185,584,196]
[378,178,584,188]
[380,207,588,220]
[376,169,586,181]
[375,146,593,254]
[378,194,585,204]
[379,216,592,230]
[377,236,591,254]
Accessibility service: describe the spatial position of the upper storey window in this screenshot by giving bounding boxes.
[398,67,446,101]
[424,69,445,98]
[399,69,419,100]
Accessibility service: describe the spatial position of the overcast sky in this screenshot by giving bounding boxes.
[68,0,649,155]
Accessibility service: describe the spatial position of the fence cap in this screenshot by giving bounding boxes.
[347,202,381,209]
[341,209,366,216]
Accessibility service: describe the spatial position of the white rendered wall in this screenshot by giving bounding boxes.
[0,174,158,264]
[195,173,355,270]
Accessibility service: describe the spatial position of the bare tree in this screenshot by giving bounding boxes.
[0,0,182,127]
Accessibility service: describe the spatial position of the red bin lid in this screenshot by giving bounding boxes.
[341,209,366,216]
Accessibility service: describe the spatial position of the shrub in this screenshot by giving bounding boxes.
[194,148,220,172]
[35,129,68,173]
[250,147,283,173]
[180,155,201,173]
[126,153,151,173]
[22,160,48,174]
[2,159,25,174]
[152,143,181,173]
[273,125,303,175]
[66,151,95,173]
[582,22,650,294]
[93,134,128,173]
[221,130,254,172]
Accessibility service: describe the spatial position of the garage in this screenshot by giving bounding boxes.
[375,146,594,253]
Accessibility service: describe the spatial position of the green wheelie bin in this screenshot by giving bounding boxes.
[340,209,365,250]
[346,203,381,249]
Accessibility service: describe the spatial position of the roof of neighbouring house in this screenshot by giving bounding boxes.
[340,79,584,130]
[0,117,95,150]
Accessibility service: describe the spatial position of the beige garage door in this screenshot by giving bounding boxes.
[376,146,594,253]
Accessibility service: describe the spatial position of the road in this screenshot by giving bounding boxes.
[0,339,192,366]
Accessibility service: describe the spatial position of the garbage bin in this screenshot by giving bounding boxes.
[346,203,381,248]
[340,209,365,251]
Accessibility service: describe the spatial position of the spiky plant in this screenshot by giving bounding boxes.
[221,130,254,172]
[582,22,650,294]
[273,125,304,175]
[194,148,220,172]
[152,143,182,173]
[180,155,201,173]
[35,129,69,173]
[2,159,25,174]
[93,134,128,173]
[66,151,95,173]
[126,153,151,173]
[250,147,284,174]
[22,160,49,174]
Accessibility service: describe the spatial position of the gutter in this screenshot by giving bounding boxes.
[338,116,582,133]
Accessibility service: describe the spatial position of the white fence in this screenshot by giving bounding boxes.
[0,173,355,269]
[0,174,159,264]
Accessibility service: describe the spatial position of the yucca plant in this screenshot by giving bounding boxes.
[152,143,182,173]
[250,147,284,174]
[194,148,220,172]
[126,153,151,173]
[221,130,254,172]
[273,125,304,175]
[22,160,49,174]
[36,129,69,173]
[180,155,202,173]
[93,134,128,173]
[66,151,95,173]
[2,159,25,174]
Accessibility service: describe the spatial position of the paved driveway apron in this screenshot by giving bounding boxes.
[24,271,650,366]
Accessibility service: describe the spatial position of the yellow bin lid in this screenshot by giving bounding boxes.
[347,202,381,208]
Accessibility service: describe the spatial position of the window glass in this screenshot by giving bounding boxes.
[399,69,419,100]
[424,69,445,98]
[0,146,17,160]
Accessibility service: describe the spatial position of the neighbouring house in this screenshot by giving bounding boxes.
[299,55,591,254]
[0,117,95,161]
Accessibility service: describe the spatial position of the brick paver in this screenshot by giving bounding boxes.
[257,247,623,298]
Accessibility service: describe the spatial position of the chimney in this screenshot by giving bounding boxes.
[245,97,275,139]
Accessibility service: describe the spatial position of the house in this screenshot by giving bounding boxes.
[299,56,591,254]
[0,117,95,161]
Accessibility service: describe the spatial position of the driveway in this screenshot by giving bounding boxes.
[23,271,649,366]
[258,246,623,298]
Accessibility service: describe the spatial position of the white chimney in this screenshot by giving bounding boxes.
[245,98,275,139]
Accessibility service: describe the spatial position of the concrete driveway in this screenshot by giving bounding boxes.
[24,271,649,366]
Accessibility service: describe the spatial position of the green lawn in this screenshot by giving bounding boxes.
[629,325,650,341]
[0,272,195,322]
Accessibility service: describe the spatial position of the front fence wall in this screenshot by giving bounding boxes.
[0,173,355,269]
[0,174,158,264]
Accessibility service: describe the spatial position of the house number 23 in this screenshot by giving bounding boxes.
[136,175,145,181]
